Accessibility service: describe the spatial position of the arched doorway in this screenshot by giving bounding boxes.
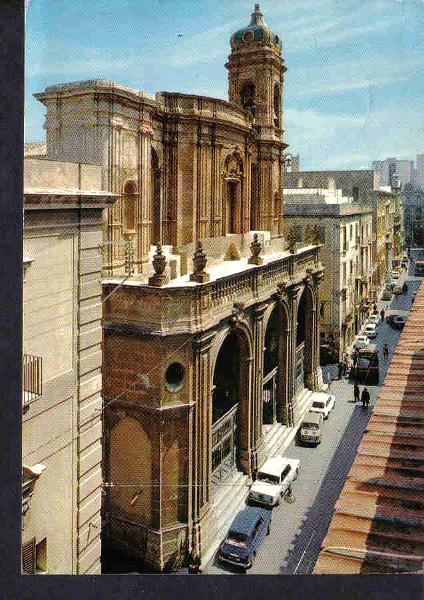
[211,329,250,487]
[263,304,289,429]
[151,148,161,245]
[296,287,314,393]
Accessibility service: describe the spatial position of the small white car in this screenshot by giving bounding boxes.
[391,270,400,280]
[310,392,336,419]
[248,456,299,507]
[364,323,377,339]
[354,334,370,350]
[367,314,379,326]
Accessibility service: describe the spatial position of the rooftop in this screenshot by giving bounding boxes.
[315,281,424,574]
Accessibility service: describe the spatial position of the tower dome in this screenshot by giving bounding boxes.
[230,4,282,52]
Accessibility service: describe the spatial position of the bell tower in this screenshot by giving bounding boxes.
[226,4,286,137]
[226,4,287,236]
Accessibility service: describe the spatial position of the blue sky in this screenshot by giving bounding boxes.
[25,0,424,170]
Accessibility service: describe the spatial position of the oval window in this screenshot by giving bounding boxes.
[165,362,185,391]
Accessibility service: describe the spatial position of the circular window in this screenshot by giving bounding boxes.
[165,362,185,391]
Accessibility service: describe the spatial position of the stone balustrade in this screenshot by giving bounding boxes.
[103,246,321,335]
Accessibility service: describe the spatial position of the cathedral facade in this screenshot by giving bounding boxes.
[35,5,324,571]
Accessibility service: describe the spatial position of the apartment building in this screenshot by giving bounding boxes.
[22,157,116,574]
[283,189,373,360]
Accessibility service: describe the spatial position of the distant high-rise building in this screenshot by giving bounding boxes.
[372,157,418,189]
[416,154,424,190]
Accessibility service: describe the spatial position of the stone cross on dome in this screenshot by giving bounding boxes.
[251,4,265,25]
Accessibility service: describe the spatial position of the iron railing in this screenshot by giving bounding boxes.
[23,354,42,407]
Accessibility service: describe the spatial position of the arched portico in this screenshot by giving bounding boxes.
[211,327,252,488]
[262,302,289,429]
[296,285,315,392]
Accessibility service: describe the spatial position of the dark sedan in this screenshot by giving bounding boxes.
[218,506,272,571]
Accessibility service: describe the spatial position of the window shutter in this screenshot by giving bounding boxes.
[22,537,36,574]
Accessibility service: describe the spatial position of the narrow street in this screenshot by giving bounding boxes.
[205,262,421,575]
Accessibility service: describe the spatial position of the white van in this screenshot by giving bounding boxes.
[248,456,299,507]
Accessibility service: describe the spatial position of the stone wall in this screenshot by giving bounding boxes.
[24,157,103,191]
[23,193,115,574]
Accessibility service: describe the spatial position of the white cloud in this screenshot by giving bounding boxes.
[306,75,410,96]
[285,99,424,170]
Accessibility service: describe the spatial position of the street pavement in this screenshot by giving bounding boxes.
[204,261,421,575]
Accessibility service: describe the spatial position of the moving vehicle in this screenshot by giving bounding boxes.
[310,392,336,419]
[354,334,370,350]
[381,289,392,301]
[415,260,424,277]
[299,411,323,446]
[393,284,403,295]
[364,323,377,339]
[367,314,379,326]
[391,270,400,280]
[392,315,406,330]
[248,456,299,507]
[218,506,272,570]
[401,257,408,269]
[352,345,379,385]
[386,310,408,329]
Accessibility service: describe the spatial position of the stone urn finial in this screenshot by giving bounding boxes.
[190,241,210,283]
[148,242,168,286]
[248,233,263,265]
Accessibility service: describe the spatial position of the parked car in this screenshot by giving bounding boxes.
[367,314,379,326]
[352,345,379,385]
[385,281,395,292]
[299,411,323,446]
[310,392,336,419]
[218,506,272,570]
[354,334,370,350]
[391,270,400,280]
[381,289,392,301]
[248,456,299,507]
[392,315,406,330]
[319,343,338,366]
[364,323,377,339]
[401,258,408,269]
[393,284,403,295]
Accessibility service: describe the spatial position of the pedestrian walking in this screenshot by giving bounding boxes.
[373,303,377,313]
[353,349,359,367]
[402,281,408,294]
[383,343,389,360]
[354,381,360,403]
[338,361,343,380]
[361,387,370,409]
[380,308,385,321]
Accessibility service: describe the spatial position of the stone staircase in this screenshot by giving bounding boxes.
[200,469,250,568]
[200,388,315,568]
[260,388,314,459]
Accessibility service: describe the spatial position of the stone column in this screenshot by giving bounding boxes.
[190,330,215,556]
[251,303,268,473]
[235,325,254,478]
[286,283,301,426]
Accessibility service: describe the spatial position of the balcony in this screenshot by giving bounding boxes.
[23,354,43,412]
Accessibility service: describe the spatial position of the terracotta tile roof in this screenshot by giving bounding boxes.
[315,282,424,574]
